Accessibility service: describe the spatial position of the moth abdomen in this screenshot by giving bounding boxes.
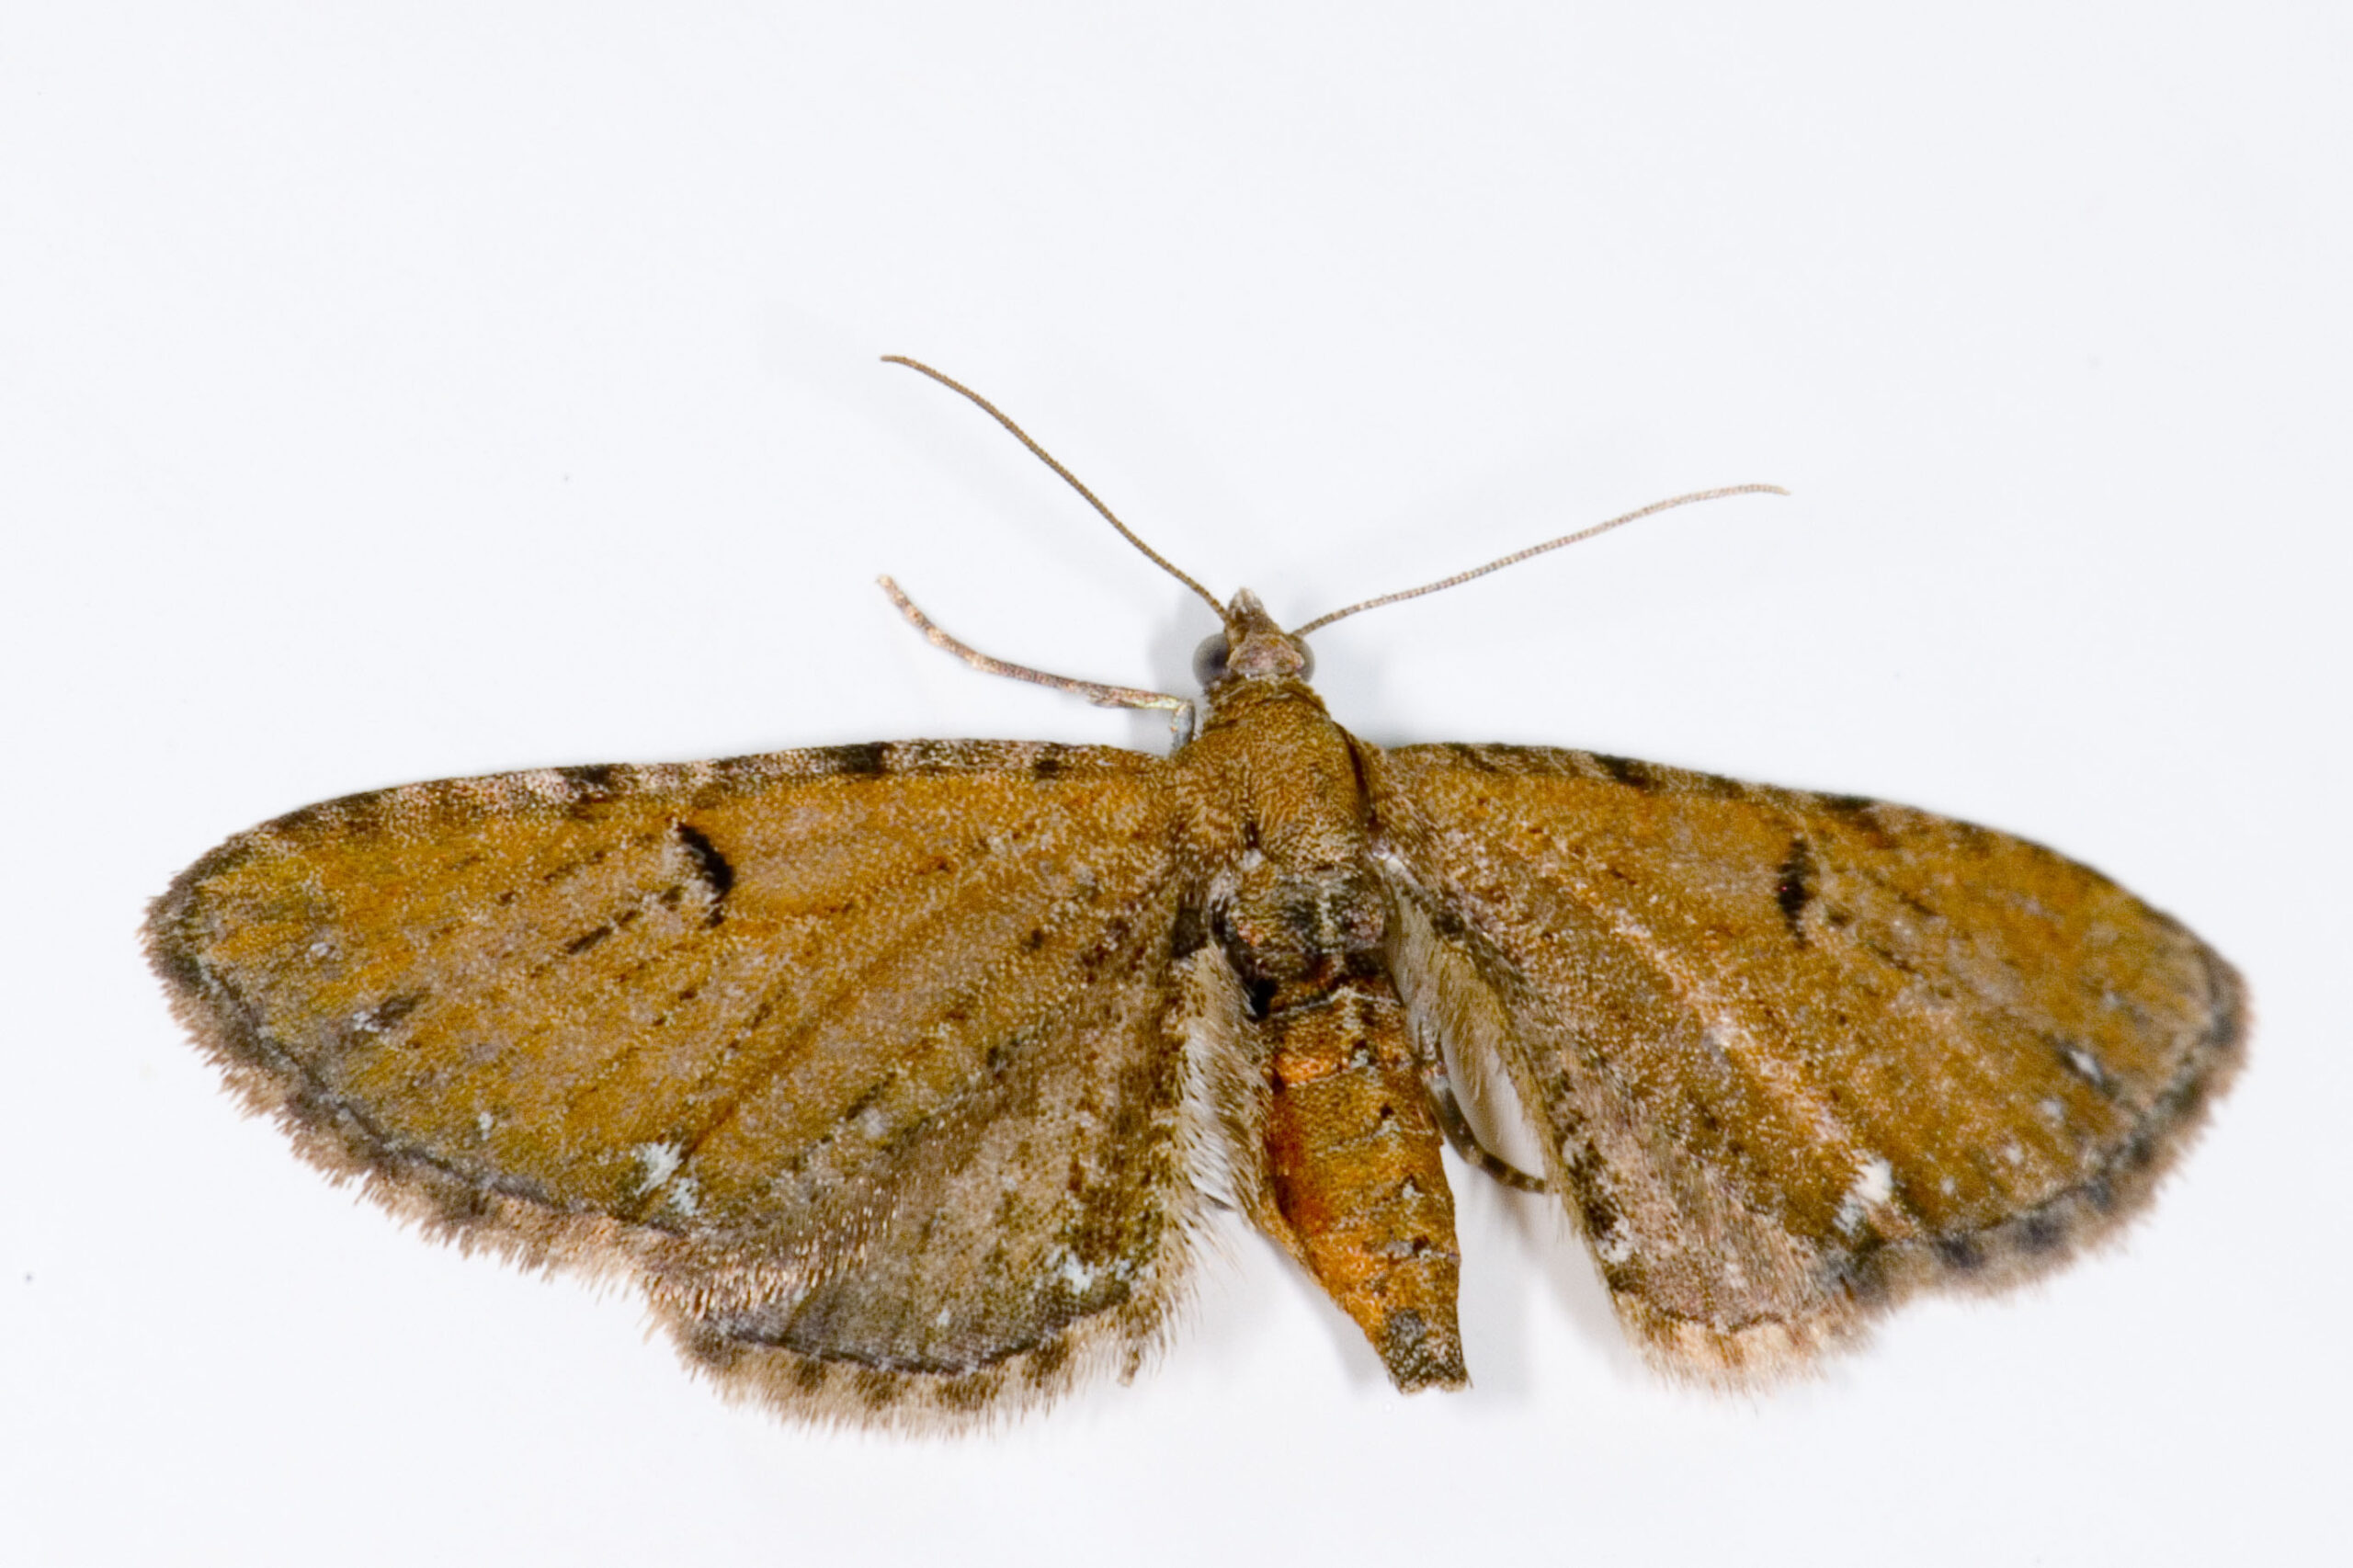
[1257,973,1466,1392]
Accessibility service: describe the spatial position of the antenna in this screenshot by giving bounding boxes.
[878,575,1191,720]
[1291,483,1790,635]
[883,356,1225,618]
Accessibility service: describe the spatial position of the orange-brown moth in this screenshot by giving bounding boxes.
[147,359,2244,1430]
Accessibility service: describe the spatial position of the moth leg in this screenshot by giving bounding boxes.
[1419,1052,1547,1193]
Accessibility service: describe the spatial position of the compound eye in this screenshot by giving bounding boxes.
[1191,632,1232,688]
[1293,641,1315,682]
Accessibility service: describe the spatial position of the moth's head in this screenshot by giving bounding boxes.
[1193,589,1315,690]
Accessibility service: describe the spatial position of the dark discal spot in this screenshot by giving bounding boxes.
[671,823,734,924]
[1024,927,1047,950]
[1030,744,1068,779]
[1775,837,1816,943]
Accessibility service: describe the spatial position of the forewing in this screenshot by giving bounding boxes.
[148,740,1201,1427]
[1368,743,2245,1378]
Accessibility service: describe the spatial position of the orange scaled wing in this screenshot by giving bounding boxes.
[147,740,1203,1429]
[1367,743,2245,1378]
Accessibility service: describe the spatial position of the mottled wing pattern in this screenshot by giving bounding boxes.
[146,740,1202,1428]
[1366,743,2245,1378]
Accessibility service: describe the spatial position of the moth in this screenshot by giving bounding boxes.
[148,359,2245,1430]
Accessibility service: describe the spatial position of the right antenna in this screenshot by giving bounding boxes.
[1290,483,1790,636]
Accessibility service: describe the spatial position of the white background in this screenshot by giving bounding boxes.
[5,6,2345,1565]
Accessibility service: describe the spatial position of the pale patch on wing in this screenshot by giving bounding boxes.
[1836,1155,1895,1236]
[631,1141,684,1191]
